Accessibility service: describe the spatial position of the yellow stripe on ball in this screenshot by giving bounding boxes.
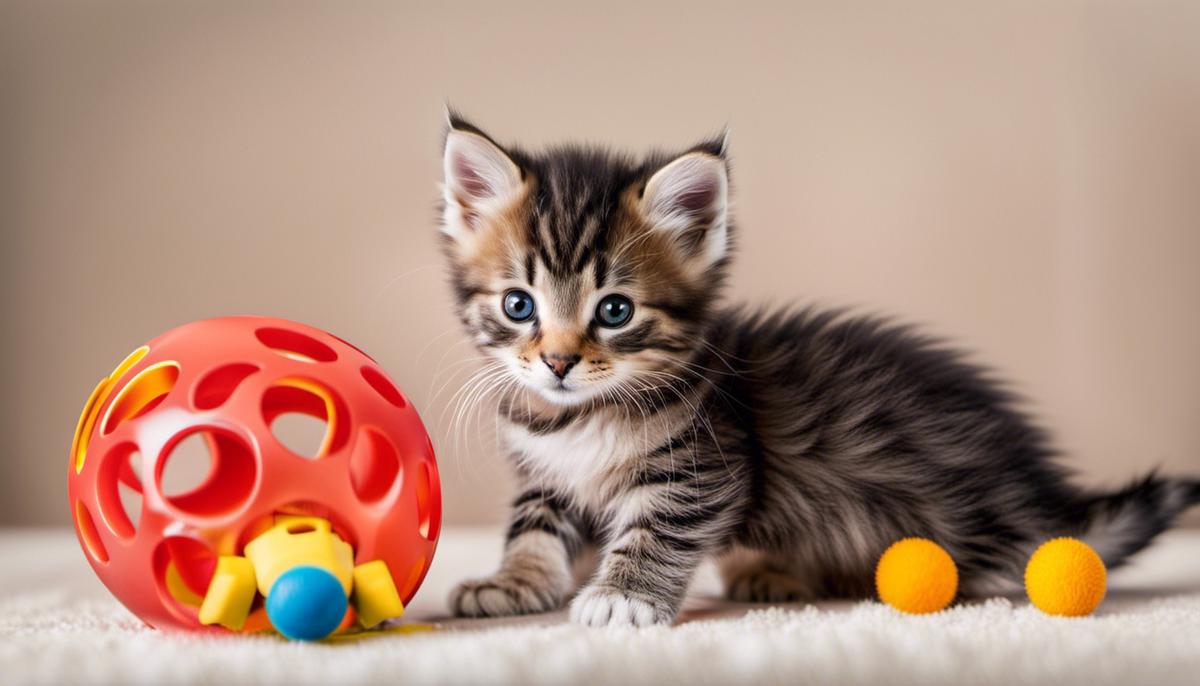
[875,538,958,614]
[1024,537,1106,617]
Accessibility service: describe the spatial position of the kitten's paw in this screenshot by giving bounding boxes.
[569,586,673,628]
[450,574,563,618]
[725,568,814,603]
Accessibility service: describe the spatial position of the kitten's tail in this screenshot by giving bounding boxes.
[1075,474,1200,569]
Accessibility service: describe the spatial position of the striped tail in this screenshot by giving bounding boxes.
[1077,474,1200,569]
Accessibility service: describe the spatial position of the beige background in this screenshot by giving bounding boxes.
[3,1,1198,528]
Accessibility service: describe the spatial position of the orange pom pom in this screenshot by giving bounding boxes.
[1025,538,1106,616]
[875,538,958,614]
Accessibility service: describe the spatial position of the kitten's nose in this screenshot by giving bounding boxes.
[541,352,580,379]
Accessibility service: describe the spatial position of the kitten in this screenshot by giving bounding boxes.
[438,114,1200,627]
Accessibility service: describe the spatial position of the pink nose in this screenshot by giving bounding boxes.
[541,353,580,379]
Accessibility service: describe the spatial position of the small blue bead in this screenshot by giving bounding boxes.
[265,566,348,641]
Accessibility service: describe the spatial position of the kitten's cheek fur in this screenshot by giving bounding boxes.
[569,586,672,628]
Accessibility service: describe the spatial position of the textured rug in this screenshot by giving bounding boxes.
[3,527,1199,685]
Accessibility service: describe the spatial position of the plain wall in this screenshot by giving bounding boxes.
[3,1,1198,527]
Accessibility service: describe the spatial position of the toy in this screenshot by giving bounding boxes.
[67,316,440,638]
[875,538,958,614]
[1024,537,1106,616]
[199,514,404,640]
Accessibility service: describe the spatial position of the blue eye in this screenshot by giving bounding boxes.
[595,294,634,328]
[502,289,536,322]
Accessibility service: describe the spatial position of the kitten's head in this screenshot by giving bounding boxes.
[439,114,731,408]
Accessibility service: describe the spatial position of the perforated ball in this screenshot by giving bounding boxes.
[1025,537,1106,617]
[875,538,958,614]
[67,316,441,632]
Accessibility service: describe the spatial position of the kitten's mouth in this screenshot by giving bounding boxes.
[537,379,592,406]
[521,368,607,406]
[542,374,573,392]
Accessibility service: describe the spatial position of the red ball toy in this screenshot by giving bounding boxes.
[67,316,440,633]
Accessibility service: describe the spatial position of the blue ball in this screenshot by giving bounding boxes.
[265,566,348,641]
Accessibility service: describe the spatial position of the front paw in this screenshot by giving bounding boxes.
[569,585,674,627]
[450,573,564,618]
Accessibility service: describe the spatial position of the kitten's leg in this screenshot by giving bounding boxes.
[570,530,704,627]
[450,487,585,618]
[718,548,819,603]
[570,480,736,627]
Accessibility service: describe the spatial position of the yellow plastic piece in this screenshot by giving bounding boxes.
[72,380,109,474]
[273,378,339,459]
[72,346,150,473]
[110,346,151,385]
[197,516,403,635]
[164,561,204,607]
[1025,537,1107,616]
[875,538,959,614]
[243,516,354,595]
[352,560,405,628]
[199,556,257,630]
[100,360,180,436]
[74,500,109,564]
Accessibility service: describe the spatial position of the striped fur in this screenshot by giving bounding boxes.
[439,115,1200,627]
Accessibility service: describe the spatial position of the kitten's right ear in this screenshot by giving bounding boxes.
[441,122,523,240]
[638,149,729,267]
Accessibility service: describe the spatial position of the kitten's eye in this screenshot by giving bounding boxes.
[502,289,536,322]
[595,294,634,328]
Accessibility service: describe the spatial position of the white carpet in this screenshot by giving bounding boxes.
[3,527,1199,686]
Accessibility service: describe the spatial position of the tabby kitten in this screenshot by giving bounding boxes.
[438,114,1199,627]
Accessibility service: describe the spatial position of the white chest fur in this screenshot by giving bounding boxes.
[501,411,662,510]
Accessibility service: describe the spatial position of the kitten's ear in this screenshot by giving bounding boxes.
[639,148,729,266]
[441,121,523,239]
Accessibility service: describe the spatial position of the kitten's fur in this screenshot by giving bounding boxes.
[438,114,1200,627]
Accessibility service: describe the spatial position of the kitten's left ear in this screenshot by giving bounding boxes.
[639,146,729,266]
[441,117,523,240]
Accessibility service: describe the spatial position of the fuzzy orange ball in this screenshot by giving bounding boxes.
[1024,537,1107,616]
[875,538,958,614]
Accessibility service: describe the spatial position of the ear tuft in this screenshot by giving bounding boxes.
[640,152,729,265]
[443,106,493,143]
[689,129,730,159]
[442,127,522,238]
